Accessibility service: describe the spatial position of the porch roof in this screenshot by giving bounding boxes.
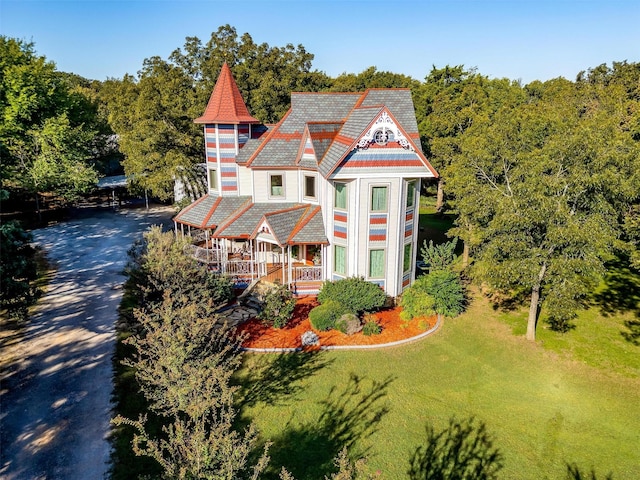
[173,195,252,229]
[213,202,327,245]
[252,204,328,246]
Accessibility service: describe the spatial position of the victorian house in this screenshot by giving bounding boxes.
[174,63,438,297]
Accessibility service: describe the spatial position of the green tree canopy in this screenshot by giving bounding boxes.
[0,36,102,213]
[445,70,640,340]
[102,25,332,200]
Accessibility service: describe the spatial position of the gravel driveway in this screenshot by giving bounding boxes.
[1,205,174,480]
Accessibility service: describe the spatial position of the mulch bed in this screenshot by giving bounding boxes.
[237,296,438,350]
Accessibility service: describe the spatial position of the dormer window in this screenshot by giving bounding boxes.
[270,174,284,197]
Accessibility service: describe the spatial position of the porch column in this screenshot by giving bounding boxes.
[281,247,285,284]
[250,239,255,280]
[288,245,293,288]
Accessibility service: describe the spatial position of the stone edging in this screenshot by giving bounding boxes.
[241,314,442,353]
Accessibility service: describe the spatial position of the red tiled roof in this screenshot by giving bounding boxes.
[194,62,260,125]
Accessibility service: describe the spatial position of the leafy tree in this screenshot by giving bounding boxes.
[124,293,242,418]
[103,25,332,200]
[1,36,102,215]
[420,238,458,273]
[125,226,233,311]
[446,73,640,340]
[0,221,40,319]
[258,281,296,329]
[115,226,267,479]
[330,66,419,92]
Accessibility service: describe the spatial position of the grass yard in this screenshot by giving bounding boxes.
[236,293,640,480]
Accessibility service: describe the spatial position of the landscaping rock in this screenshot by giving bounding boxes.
[338,313,362,335]
[301,330,320,346]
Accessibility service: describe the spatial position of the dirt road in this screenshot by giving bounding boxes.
[1,205,174,479]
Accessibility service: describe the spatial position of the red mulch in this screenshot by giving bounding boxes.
[237,296,438,350]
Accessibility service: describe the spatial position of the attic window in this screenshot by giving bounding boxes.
[374,129,389,146]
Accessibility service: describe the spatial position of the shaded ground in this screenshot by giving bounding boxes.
[0,204,173,480]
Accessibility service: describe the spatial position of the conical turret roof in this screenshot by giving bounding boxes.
[194,62,260,124]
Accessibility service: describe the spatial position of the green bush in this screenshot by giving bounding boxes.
[317,277,386,315]
[309,300,347,331]
[362,320,382,336]
[400,270,465,320]
[258,282,296,329]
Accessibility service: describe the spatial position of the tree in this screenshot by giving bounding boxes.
[103,25,332,200]
[446,73,640,340]
[0,221,40,319]
[420,238,458,273]
[115,226,267,479]
[1,37,102,216]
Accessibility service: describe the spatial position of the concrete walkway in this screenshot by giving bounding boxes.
[0,205,173,480]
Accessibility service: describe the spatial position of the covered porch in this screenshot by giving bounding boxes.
[173,196,328,295]
[183,238,325,294]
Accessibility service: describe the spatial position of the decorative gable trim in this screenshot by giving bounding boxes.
[356,111,414,151]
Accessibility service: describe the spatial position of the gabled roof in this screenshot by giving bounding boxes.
[320,106,437,178]
[194,63,260,125]
[241,89,433,178]
[244,93,361,168]
[250,205,328,246]
[214,202,305,239]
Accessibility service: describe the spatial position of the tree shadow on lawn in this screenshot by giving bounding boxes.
[591,256,640,345]
[236,351,334,409]
[408,416,504,480]
[265,373,394,480]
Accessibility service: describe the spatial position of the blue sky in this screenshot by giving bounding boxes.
[2,0,639,84]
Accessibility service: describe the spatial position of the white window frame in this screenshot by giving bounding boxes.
[370,184,389,213]
[304,174,317,200]
[368,248,386,279]
[334,182,347,210]
[269,173,285,198]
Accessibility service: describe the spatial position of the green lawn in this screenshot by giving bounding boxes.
[236,294,640,480]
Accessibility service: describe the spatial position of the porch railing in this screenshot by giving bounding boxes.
[186,245,322,287]
[292,265,323,282]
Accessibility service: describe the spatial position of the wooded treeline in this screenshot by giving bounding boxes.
[1,25,639,339]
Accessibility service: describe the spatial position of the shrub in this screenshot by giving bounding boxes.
[420,238,458,273]
[317,277,386,315]
[401,270,465,320]
[362,320,382,336]
[309,300,347,331]
[258,282,296,329]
